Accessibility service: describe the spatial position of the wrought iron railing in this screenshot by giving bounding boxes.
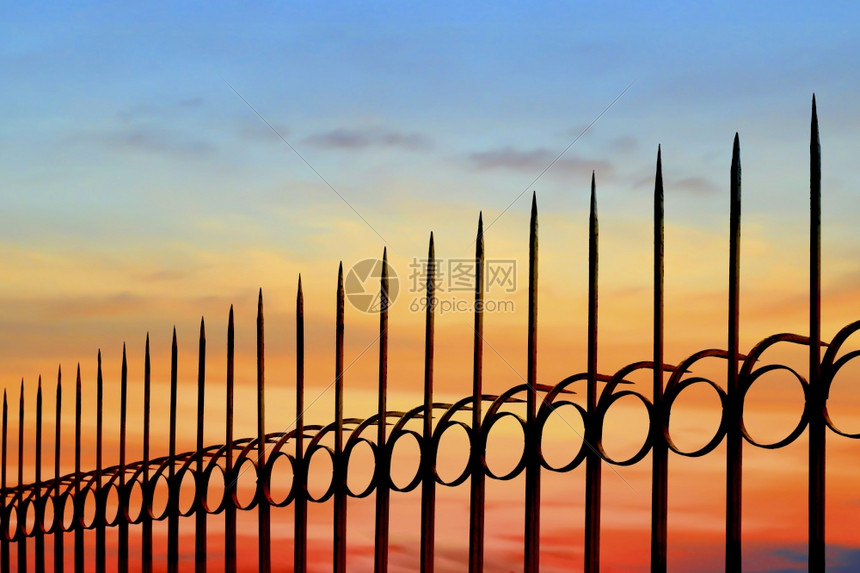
[1,97,857,572]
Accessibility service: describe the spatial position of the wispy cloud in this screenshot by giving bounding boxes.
[303,127,431,151]
[117,97,205,122]
[467,146,612,178]
[64,126,215,158]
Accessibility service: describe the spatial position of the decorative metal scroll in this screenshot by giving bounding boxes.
[1,98,857,573]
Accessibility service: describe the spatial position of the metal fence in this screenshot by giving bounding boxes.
[1,98,858,572]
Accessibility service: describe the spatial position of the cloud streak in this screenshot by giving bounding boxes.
[303,127,431,151]
[64,126,216,159]
[467,146,613,178]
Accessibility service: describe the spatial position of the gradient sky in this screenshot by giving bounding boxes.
[2,2,860,571]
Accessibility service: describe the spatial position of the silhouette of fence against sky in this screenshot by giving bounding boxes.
[1,98,858,572]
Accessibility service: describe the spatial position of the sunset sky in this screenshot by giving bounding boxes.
[2,2,860,571]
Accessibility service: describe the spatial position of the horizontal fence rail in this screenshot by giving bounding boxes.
[2,98,859,572]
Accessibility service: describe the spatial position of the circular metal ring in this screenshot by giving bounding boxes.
[305,444,336,503]
[482,410,527,481]
[538,399,588,472]
[261,450,296,508]
[595,389,654,466]
[664,376,728,457]
[388,428,423,493]
[432,420,473,488]
[740,364,809,449]
[227,456,259,511]
[343,437,378,499]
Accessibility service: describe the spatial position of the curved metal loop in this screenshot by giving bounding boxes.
[739,332,812,379]
[227,455,259,512]
[304,444,337,503]
[664,376,728,457]
[739,363,810,449]
[342,437,378,499]
[432,419,473,488]
[594,388,654,466]
[387,428,424,493]
[198,462,228,514]
[482,410,527,481]
[173,466,198,518]
[260,450,297,508]
[823,346,860,439]
[537,399,588,473]
[480,384,529,481]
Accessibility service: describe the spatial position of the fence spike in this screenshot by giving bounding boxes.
[75,366,83,573]
[96,351,106,573]
[421,233,436,573]
[524,193,541,573]
[808,94,825,570]
[334,263,347,572]
[168,329,179,573]
[725,133,742,573]
[374,248,391,573]
[17,379,26,573]
[469,213,485,573]
[584,172,601,573]
[257,290,271,573]
[119,344,128,573]
[225,307,236,573]
[142,335,152,573]
[54,367,64,573]
[651,145,668,573]
[196,318,207,573]
[295,277,307,573]
[1,390,7,573]
[33,377,43,572]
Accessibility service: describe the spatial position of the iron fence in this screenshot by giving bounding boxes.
[1,98,858,572]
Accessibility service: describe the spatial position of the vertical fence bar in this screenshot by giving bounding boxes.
[196,319,207,573]
[333,265,347,573]
[225,308,236,573]
[257,291,271,573]
[584,174,601,573]
[142,337,152,573]
[420,234,436,573]
[651,147,667,573]
[295,278,307,573]
[96,352,105,573]
[524,194,540,573]
[168,330,179,573]
[1,391,7,573]
[36,377,44,572]
[18,380,26,573]
[468,215,485,573]
[54,370,63,573]
[808,95,825,570]
[725,134,742,572]
[118,346,128,573]
[374,249,391,573]
[74,367,83,573]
